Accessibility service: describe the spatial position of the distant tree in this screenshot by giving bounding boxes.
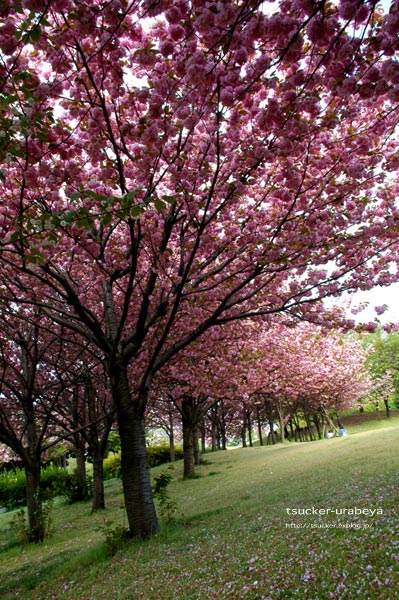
[246,323,371,440]
[0,307,74,541]
[365,330,399,410]
[52,364,114,510]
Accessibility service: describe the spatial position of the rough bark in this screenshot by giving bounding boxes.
[276,402,285,443]
[211,406,218,451]
[25,461,44,543]
[73,439,87,501]
[182,397,196,478]
[201,420,207,454]
[193,426,201,465]
[182,420,195,478]
[168,406,176,462]
[220,401,227,450]
[303,409,315,441]
[110,362,158,537]
[313,414,322,439]
[384,397,390,418]
[86,373,110,511]
[25,397,45,542]
[91,452,105,511]
[246,410,253,447]
[256,407,264,446]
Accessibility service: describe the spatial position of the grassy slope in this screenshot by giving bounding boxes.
[339,410,399,433]
[0,425,398,600]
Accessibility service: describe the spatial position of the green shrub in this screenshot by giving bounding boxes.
[10,498,54,545]
[97,518,130,556]
[147,444,183,468]
[0,466,91,510]
[62,470,93,504]
[40,466,71,499]
[152,466,177,523]
[0,469,26,509]
[103,454,122,480]
[106,432,121,455]
[103,444,183,480]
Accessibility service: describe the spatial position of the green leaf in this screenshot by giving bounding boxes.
[30,26,41,42]
[154,199,166,212]
[131,205,141,219]
[102,213,113,226]
[0,94,18,108]
[63,211,75,224]
[162,195,175,204]
[125,190,138,202]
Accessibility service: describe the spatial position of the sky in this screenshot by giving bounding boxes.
[341,283,399,325]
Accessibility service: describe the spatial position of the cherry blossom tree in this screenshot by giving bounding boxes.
[1,0,399,537]
[246,323,372,441]
[51,360,114,510]
[151,323,247,477]
[0,306,76,541]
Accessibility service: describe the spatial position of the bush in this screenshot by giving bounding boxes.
[106,432,121,455]
[103,444,183,480]
[0,469,26,509]
[62,470,93,504]
[97,518,130,556]
[152,466,177,523]
[147,444,183,468]
[40,466,71,499]
[103,454,122,480]
[0,466,91,510]
[10,498,54,545]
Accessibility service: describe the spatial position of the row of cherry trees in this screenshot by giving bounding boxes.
[1,0,399,538]
[0,312,372,536]
[146,322,372,477]
[0,303,115,539]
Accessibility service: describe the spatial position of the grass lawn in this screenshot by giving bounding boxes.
[0,424,398,599]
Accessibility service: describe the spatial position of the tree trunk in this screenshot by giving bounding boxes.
[247,410,253,447]
[181,396,202,478]
[86,373,108,511]
[268,418,276,444]
[304,410,315,441]
[110,362,158,538]
[288,418,295,441]
[276,402,285,443]
[313,414,322,439]
[24,399,45,542]
[182,420,196,478]
[241,425,247,447]
[193,426,201,465]
[91,452,105,511]
[25,462,44,543]
[320,407,340,436]
[74,439,87,501]
[384,397,390,418]
[219,400,227,450]
[168,405,176,462]
[256,407,264,446]
[211,407,218,451]
[241,405,247,447]
[200,419,206,454]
